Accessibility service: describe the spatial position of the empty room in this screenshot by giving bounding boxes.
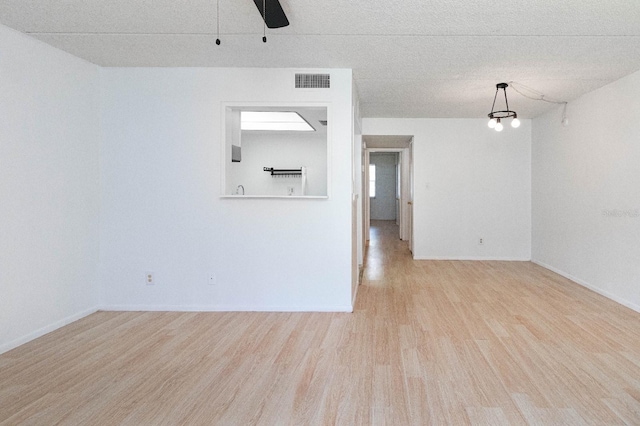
[1,0,639,424]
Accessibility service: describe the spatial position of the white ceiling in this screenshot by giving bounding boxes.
[2,0,640,118]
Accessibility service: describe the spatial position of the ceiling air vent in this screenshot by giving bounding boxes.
[295,73,330,89]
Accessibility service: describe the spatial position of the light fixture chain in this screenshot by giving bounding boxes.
[263,0,267,42]
[215,0,221,45]
[503,86,509,111]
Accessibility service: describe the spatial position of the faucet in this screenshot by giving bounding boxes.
[236,185,245,195]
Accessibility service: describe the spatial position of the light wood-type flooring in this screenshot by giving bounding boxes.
[2,220,640,425]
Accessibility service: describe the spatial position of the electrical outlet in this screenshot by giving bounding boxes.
[287,186,295,196]
[478,238,484,245]
[145,271,155,285]
[207,274,216,286]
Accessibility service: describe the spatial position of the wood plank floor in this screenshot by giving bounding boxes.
[2,220,640,425]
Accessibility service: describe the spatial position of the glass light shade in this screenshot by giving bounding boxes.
[495,121,504,132]
[488,118,497,128]
[511,118,521,128]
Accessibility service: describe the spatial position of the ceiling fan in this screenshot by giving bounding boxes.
[251,0,289,28]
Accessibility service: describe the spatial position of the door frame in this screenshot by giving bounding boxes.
[364,147,412,242]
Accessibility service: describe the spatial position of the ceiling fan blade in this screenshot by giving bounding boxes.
[252,0,289,28]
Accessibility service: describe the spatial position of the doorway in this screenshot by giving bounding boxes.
[362,135,414,257]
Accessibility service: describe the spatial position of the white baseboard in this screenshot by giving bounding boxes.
[102,304,354,313]
[412,256,531,261]
[0,306,99,355]
[532,259,640,314]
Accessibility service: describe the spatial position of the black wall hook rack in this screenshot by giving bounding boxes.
[263,167,302,177]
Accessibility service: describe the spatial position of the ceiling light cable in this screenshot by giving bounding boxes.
[508,81,569,126]
[508,81,565,104]
[215,0,221,45]
[561,102,569,127]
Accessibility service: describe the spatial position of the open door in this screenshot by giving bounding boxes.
[363,149,371,244]
[408,140,414,254]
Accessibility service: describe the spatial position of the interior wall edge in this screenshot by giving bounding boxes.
[99,305,354,313]
[412,257,531,261]
[531,259,640,314]
[0,307,100,356]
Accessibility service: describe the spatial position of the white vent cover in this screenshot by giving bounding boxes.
[295,73,330,89]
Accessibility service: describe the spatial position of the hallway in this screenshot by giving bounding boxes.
[363,220,410,284]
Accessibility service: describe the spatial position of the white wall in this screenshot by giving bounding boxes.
[370,153,398,220]
[0,25,101,353]
[363,119,532,260]
[99,68,354,311]
[229,131,327,196]
[532,70,640,312]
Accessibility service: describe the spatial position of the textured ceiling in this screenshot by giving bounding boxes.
[2,0,640,118]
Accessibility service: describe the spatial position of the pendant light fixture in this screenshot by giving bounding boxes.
[487,83,520,131]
